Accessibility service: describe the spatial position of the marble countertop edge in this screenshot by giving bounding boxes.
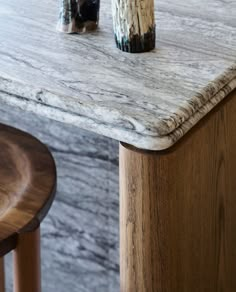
[164,64,236,135]
[0,75,235,151]
[0,62,236,137]
[0,0,236,150]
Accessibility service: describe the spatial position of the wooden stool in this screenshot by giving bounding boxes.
[0,124,56,292]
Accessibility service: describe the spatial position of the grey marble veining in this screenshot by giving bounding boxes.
[0,103,120,292]
[0,0,235,150]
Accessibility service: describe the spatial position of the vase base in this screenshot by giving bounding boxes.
[115,27,156,53]
[57,20,98,34]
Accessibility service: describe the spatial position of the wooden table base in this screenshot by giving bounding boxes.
[119,90,236,292]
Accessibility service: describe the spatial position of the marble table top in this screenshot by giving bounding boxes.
[0,0,235,150]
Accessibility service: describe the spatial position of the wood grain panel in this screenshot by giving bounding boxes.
[120,90,236,291]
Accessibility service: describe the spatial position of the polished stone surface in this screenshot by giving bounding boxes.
[0,0,235,150]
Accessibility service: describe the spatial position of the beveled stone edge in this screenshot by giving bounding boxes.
[114,26,156,53]
[0,72,235,151]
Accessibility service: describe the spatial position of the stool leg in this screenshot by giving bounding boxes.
[0,257,5,292]
[13,228,41,292]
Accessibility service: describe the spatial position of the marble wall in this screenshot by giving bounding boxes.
[0,103,119,292]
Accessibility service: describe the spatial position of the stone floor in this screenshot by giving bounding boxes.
[0,103,119,292]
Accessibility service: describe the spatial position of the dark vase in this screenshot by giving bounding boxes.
[57,0,100,33]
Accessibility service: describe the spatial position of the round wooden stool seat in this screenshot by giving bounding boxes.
[0,124,56,256]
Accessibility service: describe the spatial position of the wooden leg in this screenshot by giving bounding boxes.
[13,228,41,292]
[119,92,236,292]
[0,258,4,292]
